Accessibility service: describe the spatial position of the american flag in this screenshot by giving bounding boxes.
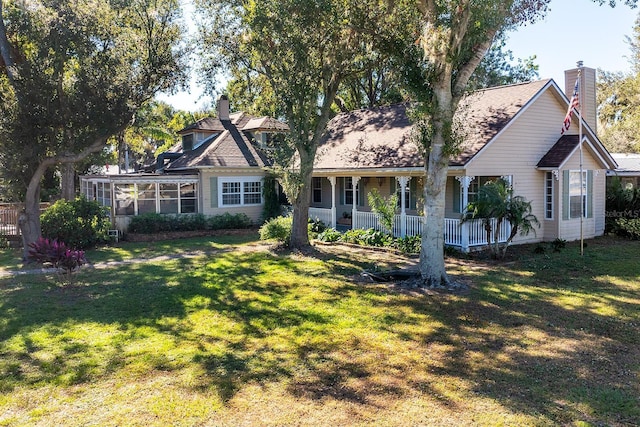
[561,76,580,134]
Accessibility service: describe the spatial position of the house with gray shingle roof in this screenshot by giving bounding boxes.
[606,153,640,189]
[309,66,617,251]
[80,96,288,232]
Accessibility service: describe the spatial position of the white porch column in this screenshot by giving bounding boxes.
[396,176,411,237]
[456,176,475,252]
[352,176,361,229]
[328,176,337,229]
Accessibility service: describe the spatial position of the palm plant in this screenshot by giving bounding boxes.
[463,179,539,259]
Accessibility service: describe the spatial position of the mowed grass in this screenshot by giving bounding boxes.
[0,234,638,426]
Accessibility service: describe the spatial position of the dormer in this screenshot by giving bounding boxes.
[242,117,289,150]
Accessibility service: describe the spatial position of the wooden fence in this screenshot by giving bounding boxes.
[0,203,51,239]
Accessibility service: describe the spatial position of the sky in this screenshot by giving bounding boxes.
[157,2,639,112]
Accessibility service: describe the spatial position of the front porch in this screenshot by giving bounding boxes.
[308,174,511,252]
[309,207,510,252]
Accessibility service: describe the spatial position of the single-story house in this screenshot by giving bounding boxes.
[606,153,640,189]
[308,66,617,251]
[81,67,616,252]
[80,95,287,231]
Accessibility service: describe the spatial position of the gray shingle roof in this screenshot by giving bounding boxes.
[314,79,551,170]
[537,135,580,168]
[167,113,272,170]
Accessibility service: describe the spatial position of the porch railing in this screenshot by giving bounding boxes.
[309,207,333,227]
[309,207,510,251]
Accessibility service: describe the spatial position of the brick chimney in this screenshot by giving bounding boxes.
[217,95,230,121]
[564,63,596,133]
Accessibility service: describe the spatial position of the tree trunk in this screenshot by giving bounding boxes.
[290,150,314,250]
[419,78,454,288]
[60,163,76,200]
[19,186,41,260]
[419,112,451,287]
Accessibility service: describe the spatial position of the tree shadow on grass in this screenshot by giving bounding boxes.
[366,251,640,426]
[0,241,637,425]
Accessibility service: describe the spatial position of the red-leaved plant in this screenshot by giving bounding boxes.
[28,237,87,281]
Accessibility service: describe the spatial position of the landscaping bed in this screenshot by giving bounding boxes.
[123,227,259,242]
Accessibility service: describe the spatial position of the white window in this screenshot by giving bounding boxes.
[112,181,198,215]
[220,178,263,206]
[394,182,411,209]
[222,182,241,205]
[569,170,587,219]
[137,183,157,214]
[114,183,135,215]
[545,172,554,220]
[159,183,179,214]
[243,181,262,204]
[180,183,198,213]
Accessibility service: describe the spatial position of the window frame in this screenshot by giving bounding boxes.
[344,177,359,206]
[312,177,322,204]
[219,177,263,207]
[545,172,554,220]
[569,170,587,219]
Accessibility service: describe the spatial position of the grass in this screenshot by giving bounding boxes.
[0,234,638,426]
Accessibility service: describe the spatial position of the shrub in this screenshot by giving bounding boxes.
[533,243,546,254]
[551,238,567,252]
[367,188,398,235]
[208,212,253,230]
[259,215,292,244]
[394,235,421,254]
[615,218,640,239]
[28,237,86,281]
[41,197,110,249]
[342,228,391,247]
[606,177,640,234]
[316,228,341,242]
[308,218,326,233]
[128,212,254,234]
[262,174,281,221]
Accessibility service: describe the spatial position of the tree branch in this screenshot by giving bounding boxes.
[453,30,496,98]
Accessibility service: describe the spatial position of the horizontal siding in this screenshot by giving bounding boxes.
[462,87,608,245]
[200,170,267,223]
[464,90,569,245]
[558,151,605,241]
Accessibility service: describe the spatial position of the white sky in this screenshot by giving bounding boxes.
[157,2,640,112]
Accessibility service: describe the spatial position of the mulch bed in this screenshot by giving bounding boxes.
[124,228,259,242]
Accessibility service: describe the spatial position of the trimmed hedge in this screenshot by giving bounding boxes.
[128,212,253,234]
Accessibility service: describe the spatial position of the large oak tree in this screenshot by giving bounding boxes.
[0,0,187,256]
[196,0,412,248]
[410,0,635,288]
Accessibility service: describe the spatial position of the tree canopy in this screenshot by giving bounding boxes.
[0,0,188,254]
[598,13,640,152]
[196,0,414,248]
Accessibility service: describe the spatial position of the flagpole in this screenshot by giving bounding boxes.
[577,61,584,257]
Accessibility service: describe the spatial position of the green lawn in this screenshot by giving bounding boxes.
[0,235,638,426]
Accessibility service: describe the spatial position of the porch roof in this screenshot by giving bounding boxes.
[314,79,551,171]
[537,135,580,168]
